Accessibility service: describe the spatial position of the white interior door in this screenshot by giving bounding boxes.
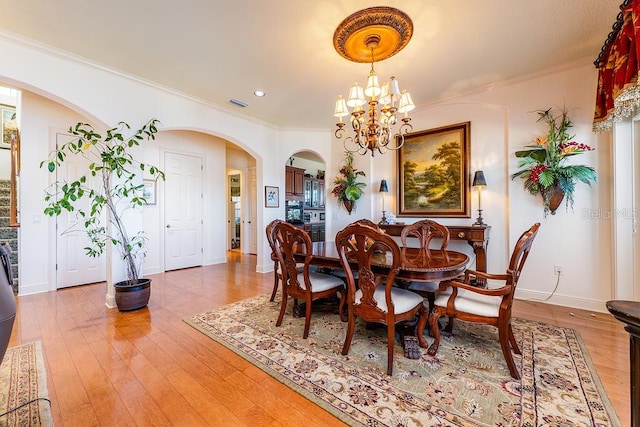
[55,133,106,288]
[164,152,203,271]
[248,166,257,254]
[228,173,241,251]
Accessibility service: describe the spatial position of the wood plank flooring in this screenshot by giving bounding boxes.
[9,252,631,426]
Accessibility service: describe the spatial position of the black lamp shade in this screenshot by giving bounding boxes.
[472,171,487,187]
[379,179,389,192]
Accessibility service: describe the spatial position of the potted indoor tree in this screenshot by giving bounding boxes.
[41,119,164,311]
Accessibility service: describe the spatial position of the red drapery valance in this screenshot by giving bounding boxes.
[593,0,640,132]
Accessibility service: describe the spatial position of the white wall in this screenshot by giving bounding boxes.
[19,91,90,295]
[0,32,616,312]
[328,61,610,311]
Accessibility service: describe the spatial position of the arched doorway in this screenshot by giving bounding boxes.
[285,151,326,241]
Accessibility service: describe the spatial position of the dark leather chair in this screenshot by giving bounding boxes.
[427,223,540,379]
[0,243,16,365]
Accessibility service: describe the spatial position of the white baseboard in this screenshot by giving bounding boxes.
[515,289,610,313]
[18,282,52,296]
[256,263,274,274]
[203,257,227,266]
[105,293,116,309]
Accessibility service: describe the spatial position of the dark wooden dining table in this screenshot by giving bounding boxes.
[295,241,470,283]
[293,241,470,359]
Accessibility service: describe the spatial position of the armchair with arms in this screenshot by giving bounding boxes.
[427,223,540,379]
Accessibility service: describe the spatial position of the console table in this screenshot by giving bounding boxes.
[379,223,491,277]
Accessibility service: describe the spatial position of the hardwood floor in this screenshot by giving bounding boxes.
[9,252,631,426]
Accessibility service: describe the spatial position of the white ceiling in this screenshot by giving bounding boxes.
[0,1,622,130]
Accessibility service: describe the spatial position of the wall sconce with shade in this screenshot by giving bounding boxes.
[472,171,487,226]
[379,179,389,224]
[333,7,415,157]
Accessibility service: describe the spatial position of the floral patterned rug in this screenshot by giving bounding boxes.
[0,341,53,426]
[184,295,621,427]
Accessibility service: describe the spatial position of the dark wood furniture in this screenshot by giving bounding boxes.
[400,220,451,311]
[303,176,325,209]
[381,223,490,285]
[335,223,428,375]
[606,300,640,427]
[272,221,345,338]
[427,223,540,379]
[400,220,450,250]
[382,223,489,270]
[296,242,469,283]
[285,166,305,197]
[265,219,285,302]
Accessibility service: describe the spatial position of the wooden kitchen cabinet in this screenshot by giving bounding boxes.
[285,166,305,196]
[303,177,325,209]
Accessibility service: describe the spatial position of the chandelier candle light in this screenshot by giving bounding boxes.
[333,7,416,156]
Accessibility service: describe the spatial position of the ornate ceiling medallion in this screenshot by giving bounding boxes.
[333,6,414,63]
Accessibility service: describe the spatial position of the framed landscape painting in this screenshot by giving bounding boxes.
[397,122,471,218]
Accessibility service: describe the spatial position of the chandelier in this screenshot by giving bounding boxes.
[333,7,415,157]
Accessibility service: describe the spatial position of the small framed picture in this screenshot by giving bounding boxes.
[143,179,157,205]
[1,105,17,150]
[265,186,279,208]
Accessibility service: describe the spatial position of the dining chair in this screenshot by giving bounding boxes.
[327,219,382,283]
[266,219,305,302]
[353,218,383,230]
[335,223,428,375]
[266,219,285,302]
[399,219,451,312]
[427,222,541,379]
[272,221,346,338]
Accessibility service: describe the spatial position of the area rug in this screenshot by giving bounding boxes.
[184,295,621,427]
[0,341,53,426]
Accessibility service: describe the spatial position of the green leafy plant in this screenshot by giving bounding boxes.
[511,108,597,216]
[41,119,165,285]
[331,151,366,209]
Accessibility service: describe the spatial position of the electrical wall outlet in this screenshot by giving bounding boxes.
[554,265,563,275]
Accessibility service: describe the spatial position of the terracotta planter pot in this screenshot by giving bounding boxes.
[545,185,565,215]
[114,278,151,311]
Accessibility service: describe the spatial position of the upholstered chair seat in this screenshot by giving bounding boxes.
[354,286,424,314]
[428,223,541,379]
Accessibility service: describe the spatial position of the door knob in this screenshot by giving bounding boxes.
[166,224,171,228]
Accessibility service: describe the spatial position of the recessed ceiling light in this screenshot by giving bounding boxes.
[254,90,266,97]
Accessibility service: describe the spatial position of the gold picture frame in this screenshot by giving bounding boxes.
[397,122,471,218]
[1,105,17,150]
